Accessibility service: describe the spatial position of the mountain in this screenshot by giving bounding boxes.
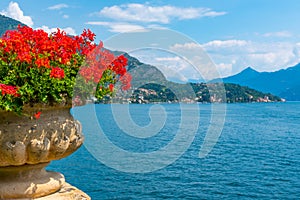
[218,64,300,101]
[112,51,168,88]
[225,67,260,82]
[0,15,25,36]
[103,53,283,104]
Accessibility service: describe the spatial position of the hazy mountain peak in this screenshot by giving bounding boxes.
[221,63,300,100]
[242,66,259,73]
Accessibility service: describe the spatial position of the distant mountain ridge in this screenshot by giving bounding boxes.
[218,63,300,100]
[105,52,283,104]
[0,14,25,36]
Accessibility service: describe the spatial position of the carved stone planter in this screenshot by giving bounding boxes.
[0,105,89,199]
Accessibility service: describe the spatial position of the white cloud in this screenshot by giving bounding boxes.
[204,40,300,75]
[170,43,224,80]
[153,56,202,82]
[1,1,34,27]
[97,3,226,24]
[86,21,146,33]
[63,14,69,19]
[215,63,233,77]
[262,31,292,38]
[147,24,168,30]
[47,4,69,10]
[202,40,249,49]
[154,55,212,82]
[201,40,253,57]
[170,40,300,78]
[36,25,76,35]
[129,49,204,83]
[87,21,169,33]
[155,57,181,62]
[171,42,201,50]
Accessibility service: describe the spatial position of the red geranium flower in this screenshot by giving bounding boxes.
[34,111,42,119]
[0,84,19,97]
[50,67,65,79]
[109,84,114,92]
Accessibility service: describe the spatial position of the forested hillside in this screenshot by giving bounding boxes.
[0,14,25,36]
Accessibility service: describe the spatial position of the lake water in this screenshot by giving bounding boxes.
[48,102,300,199]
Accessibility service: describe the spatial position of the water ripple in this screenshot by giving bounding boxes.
[48,103,300,199]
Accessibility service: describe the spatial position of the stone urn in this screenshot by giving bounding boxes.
[0,105,90,199]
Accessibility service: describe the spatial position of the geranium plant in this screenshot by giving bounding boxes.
[0,25,131,114]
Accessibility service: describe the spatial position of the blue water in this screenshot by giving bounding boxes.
[48,102,300,199]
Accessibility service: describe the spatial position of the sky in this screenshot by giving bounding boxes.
[1,0,300,81]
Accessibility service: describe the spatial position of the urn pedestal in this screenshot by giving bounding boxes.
[0,105,90,199]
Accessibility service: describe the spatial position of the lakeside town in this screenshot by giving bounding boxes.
[101,83,285,104]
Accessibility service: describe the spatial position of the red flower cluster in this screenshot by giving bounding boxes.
[50,67,65,79]
[0,25,96,74]
[0,25,132,112]
[120,73,132,90]
[79,43,131,91]
[109,55,128,76]
[0,84,19,97]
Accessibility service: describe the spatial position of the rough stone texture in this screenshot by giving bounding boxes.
[0,105,84,166]
[36,183,91,200]
[0,162,65,199]
[0,105,89,199]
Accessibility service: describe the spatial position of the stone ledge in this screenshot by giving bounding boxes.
[35,183,90,200]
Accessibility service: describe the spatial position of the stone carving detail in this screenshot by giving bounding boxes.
[0,106,86,199]
[0,106,84,166]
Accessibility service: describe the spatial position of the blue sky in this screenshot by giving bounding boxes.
[1,0,300,80]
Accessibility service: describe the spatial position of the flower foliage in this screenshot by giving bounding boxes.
[0,25,131,113]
